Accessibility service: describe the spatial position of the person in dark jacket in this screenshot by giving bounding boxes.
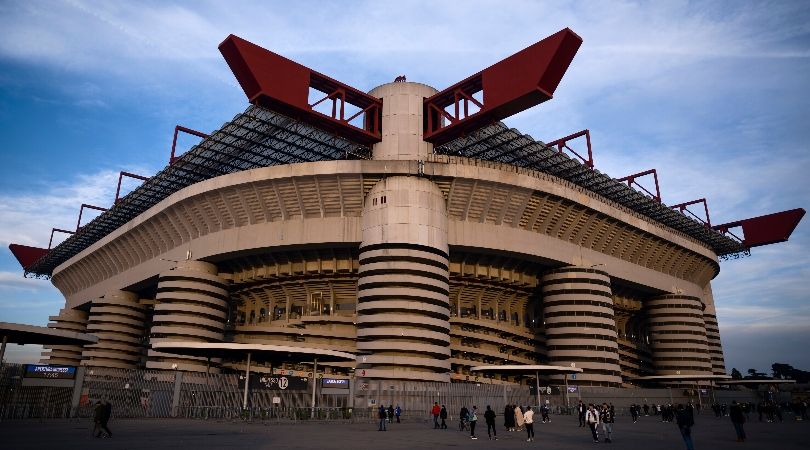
[459,406,469,431]
[675,404,695,450]
[395,404,401,423]
[730,401,746,442]
[101,401,113,438]
[387,405,394,423]
[440,404,448,429]
[378,404,387,431]
[92,401,105,438]
[484,405,497,440]
[504,404,514,431]
[578,400,586,427]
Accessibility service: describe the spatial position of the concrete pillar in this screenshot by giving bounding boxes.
[41,307,88,366]
[81,290,146,369]
[356,176,451,382]
[540,266,622,387]
[147,260,228,372]
[368,82,437,161]
[702,284,726,375]
[646,294,712,377]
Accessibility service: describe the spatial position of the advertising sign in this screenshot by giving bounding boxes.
[321,378,350,389]
[23,365,76,380]
[250,374,309,391]
[566,386,578,393]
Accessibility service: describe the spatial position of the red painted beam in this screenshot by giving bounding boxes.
[170,125,209,165]
[424,28,583,145]
[115,171,150,204]
[546,129,594,168]
[219,35,382,146]
[8,244,48,270]
[713,208,805,248]
[617,169,661,202]
[671,198,711,227]
[76,204,108,231]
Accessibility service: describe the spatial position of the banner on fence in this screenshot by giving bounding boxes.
[23,365,76,380]
[250,374,309,391]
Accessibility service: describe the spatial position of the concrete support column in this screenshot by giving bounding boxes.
[701,284,726,375]
[541,267,621,387]
[367,82,438,161]
[81,290,145,369]
[41,307,89,366]
[646,294,712,377]
[147,260,228,372]
[356,176,451,382]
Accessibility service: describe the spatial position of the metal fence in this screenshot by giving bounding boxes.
[0,363,771,422]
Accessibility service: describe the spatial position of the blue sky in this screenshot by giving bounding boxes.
[0,0,808,374]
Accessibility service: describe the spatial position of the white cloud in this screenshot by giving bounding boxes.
[0,167,154,249]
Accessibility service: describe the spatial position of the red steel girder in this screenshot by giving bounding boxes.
[115,171,150,204]
[546,129,594,168]
[713,208,805,248]
[48,228,75,249]
[424,28,582,145]
[170,125,209,165]
[617,169,661,202]
[671,198,711,227]
[8,244,48,270]
[76,204,108,231]
[219,35,382,146]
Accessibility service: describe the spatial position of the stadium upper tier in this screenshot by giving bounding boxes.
[25,107,746,279]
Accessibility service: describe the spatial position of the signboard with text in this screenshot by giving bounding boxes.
[23,365,76,380]
[321,378,350,389]
[250,374,309,391]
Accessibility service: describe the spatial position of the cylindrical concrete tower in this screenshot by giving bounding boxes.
[356,176,451,381]
[81,290,146,369]
[147,260,228,372]
[646,294,712,377]
[368,82,437,161]
[541,267,622,387]
[702,284,726,375]
[41,308,88,366]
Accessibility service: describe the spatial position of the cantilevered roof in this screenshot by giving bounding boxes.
[471,364,583,374]
[0,321,98,346]
[152,342,356,362]
[435,123,747,257]
[25,105,369,278]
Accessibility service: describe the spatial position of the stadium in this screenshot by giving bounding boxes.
[9,28,804,390]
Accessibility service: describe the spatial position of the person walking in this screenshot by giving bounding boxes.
[395,404,401,423]
[92,401,105,438]
[524,406,535,442]
[440,404,448,429]
[630,404,639,423]
[431,402,441,429]
[459,406,469,431]
[100,400,113,438]
[387,404,394,423]
[730,400,746,442]
[468,406,479,439]
[504,404,514,431]
[514,404,525,432]
[484,405,497,440]
[378,404,387,431]
[600,402,614,443]
[578,400,587,427]
[675,404,695,450]
[585,403,600,443]
[541,403,550,423]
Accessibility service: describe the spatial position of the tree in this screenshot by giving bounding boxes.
[731,368,742,380]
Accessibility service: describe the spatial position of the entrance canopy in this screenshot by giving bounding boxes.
[0,321,97,346]
[471,364,583,375]
[633,374,732,382]
[151,342,355,363]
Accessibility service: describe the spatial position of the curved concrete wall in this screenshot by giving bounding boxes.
[541,267,622,387]
[646,294,712,376]
[81,290,145,369]
[41,308,88,366]
[356,176,451,382]
[147,260,228,372]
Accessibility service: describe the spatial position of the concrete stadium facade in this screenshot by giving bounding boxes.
[40,82,728,387]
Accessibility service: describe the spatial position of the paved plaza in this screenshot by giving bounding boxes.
[0,414,806,450]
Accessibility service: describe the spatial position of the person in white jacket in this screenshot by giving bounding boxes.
[585,403,600,443]
[523,406,535,442]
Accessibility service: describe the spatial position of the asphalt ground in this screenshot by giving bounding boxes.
[0,414,806,449]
